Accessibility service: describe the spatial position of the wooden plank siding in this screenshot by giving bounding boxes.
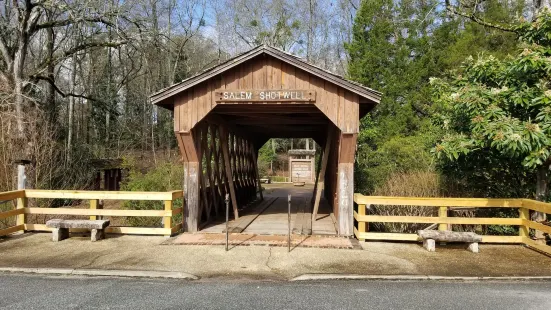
[172,55,359,135]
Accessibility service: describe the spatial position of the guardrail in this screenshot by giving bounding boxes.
[0,189,184,237]
[354,194,551,256]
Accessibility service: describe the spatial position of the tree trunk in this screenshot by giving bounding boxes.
[45,24,56,125]
[67,55,77,162]
[13,45,26,141]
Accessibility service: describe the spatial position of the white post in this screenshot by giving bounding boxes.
[15,159,30,190]
[15,159,30,232]
[17,164,26,190]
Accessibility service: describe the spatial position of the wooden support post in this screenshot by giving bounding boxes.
[164,200,172,237]
[251,146,263,201]
[177,132,200,232]
[519,207,529,238]
[220,126,239,219]
[336,133,356,236]
[90,199,100,221]
[312,129,332,221]
[438,206,448,231]
[358,204,366,241]
[196,125,211,222]
[184,161,200,232]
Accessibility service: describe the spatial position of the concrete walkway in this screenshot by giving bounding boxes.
[1,233,550,280]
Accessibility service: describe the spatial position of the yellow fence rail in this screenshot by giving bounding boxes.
[353,194,551,256]
[0,190,184,237]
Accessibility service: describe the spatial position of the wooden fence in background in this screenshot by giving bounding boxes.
[354,194,551,256]
[0,190,183,237]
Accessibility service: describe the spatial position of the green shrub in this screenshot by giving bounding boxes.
[121,161,184,227]
[270,176,289,182]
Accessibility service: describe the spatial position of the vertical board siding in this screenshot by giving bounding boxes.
[271,58,282,89]
[174,99,181,132]
[295,67,310,90]
[281,62,296,90]
[324,81,339,127]
[266,57,274,88]
[225,64,238,90]
[310,75,326,116]
[175,54,361,136]
[337,88,345,133]
[252,57,266,89]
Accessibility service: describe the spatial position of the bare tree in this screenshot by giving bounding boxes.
[0,1,128,142]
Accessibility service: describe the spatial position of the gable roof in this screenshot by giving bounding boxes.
[150,45,381,106]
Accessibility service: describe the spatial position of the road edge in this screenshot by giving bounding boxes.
[0,267,199,280]
[290,274,551,282]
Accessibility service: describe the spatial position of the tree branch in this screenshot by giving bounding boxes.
[0,70,10,86]
[32,16,115,32]
[0,37,13,71]
[31,75,120,116]
[35,39,128,74]
[445,1,517,33]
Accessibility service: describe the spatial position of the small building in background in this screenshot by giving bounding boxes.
[90,159,124,191]
[288,149,316,183]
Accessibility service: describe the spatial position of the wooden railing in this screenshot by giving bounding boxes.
[354,194,551,256]
[0,189,183,237]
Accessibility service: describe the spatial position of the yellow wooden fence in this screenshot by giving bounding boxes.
[354,194,551,256]
[0,189,183,237]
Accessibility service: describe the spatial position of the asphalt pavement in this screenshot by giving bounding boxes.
[1,274,550,310]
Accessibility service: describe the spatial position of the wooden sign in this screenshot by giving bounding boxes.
[215,90,316,102]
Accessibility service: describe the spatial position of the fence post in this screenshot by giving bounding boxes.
[519,207,529,239]
[90,199,100,220]
[16,194,27,228]
[288,194,291,253]
[358,204,366,241]
[438,206,448,231]
[164,200,173,237]
[225,194,229,252]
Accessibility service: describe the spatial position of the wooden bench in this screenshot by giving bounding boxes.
[417,230,482,253]
[46,219,110,242]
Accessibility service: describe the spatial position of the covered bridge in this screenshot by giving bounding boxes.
[151,45,380,236]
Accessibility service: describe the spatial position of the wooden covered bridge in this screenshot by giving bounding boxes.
[151,45,381,236]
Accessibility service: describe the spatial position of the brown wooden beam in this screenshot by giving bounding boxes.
[213,105,318,114]
[233,118,328,125]
[312,127,333,222]
[219,125,239,219]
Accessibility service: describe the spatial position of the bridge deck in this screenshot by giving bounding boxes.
[202,184,337,235]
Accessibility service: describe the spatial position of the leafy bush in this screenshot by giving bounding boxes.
[355,118,440,195]
[430,11,551,202]
[121,160,184,227]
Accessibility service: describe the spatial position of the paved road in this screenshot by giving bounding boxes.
[1,274,550,309]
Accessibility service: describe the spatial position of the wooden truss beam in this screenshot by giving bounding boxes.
[312,127,333,221]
